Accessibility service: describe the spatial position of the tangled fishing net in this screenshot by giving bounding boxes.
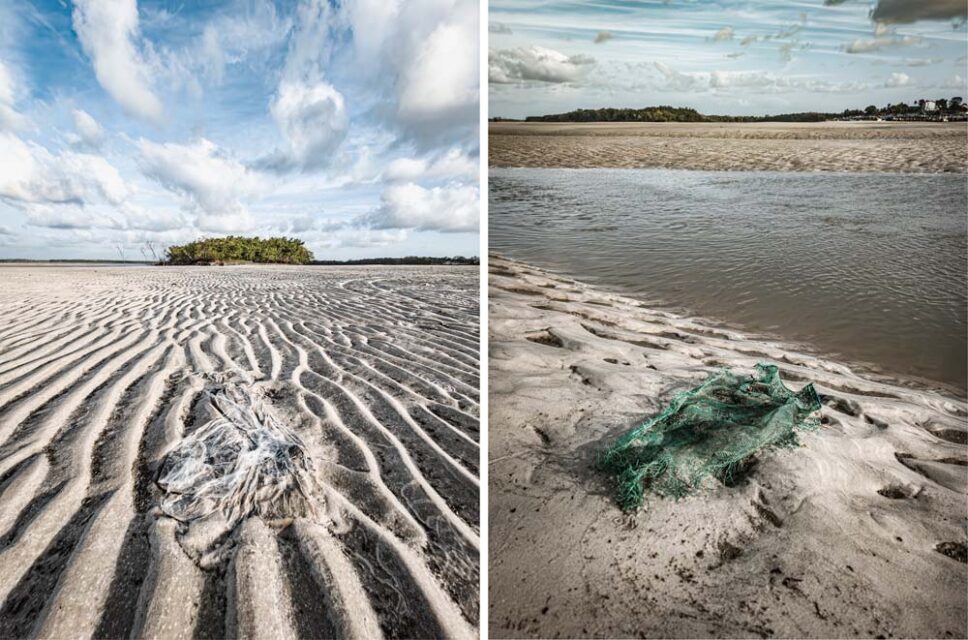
[157,373,319,567]
[598,363,821,511]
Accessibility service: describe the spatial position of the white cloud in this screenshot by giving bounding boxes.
[0,59,27,131]
[307,227,408,249]
[195,211,257,233]
[201,24,225,85]
[65,109,105,149]
[266,80,349,172]
[653,62,707,92]
[0,133,129,207]
[397,4,479,135]
[362,182,479,232]
[845,35,920,53]
[941,74,967,88]
[489,46,596,84]
[21,201,184,234]
[119,204,186,231]
[647,63,869,95]
[385,148,477,182]
[25,206,121,230]
[71,0,163,124]
[885,71,913,87]
[138,138,263,231]
[340,0,479,146]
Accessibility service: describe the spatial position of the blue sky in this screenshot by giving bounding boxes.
[0,0,479,260]
[489,0,968,118]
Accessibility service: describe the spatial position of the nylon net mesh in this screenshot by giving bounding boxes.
[598,363,821,511]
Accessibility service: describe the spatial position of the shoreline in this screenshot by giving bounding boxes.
[487,252,966,401]
[489,121,968,173]
[488,255,967,638]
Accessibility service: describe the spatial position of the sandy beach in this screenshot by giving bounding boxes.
[0,265,479,639]
[489,121,968,172]
[488,255,967,638]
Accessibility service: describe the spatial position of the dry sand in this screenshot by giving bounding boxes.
[488,255,967,638]
[489,121,968,172]
[0,264,479,639]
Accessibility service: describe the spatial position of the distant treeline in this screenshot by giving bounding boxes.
[166,236,314,265]
[498,100,966,123]
[518,106,837,123]
[0,259,151,264]
[311,256,479,265]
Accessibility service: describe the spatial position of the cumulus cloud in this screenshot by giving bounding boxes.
[594,31,613,44]
[24,203,185,234]
[489,46,596,84]
[264,80,349,172]
[396,3,479,138]
[845,35,920,53]
[304,227,408,249]
[338,0,479,147]
[711,27,734,41]
[65,109,105,149]
[653,62,707,91]
[138,138,262,232]
[71,0,163,123]
[361,183,479,232]
[0,133,129,207]
[384,148,477,182]
[941,74,967,88]
[649,63,868,94]
[884,71,913,87]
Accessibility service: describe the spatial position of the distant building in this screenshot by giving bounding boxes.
[922,100,937,112]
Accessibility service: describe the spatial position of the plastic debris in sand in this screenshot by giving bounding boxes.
[598,363,821,511]
[157,373,320,567]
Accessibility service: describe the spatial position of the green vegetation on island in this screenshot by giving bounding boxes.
[165,236,314,265]
[501,97,968,123]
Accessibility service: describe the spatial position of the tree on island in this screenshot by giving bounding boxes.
[165,236,314,265]
[508,98,968,123]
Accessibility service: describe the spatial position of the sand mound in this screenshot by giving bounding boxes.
[488,255,966,638]
[489,121,968,173]
[0,265,479,639]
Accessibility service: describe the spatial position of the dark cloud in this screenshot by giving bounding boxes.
[825,0,966,24]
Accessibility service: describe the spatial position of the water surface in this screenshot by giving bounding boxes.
[490,168,967,395]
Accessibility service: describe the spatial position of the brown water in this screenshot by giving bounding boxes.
[490,168,967,395]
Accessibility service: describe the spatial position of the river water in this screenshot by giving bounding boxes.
[490,168,967,395]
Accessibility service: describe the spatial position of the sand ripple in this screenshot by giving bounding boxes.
[0,265,479,639]
[490,122,968,173]
[488,255,966,639]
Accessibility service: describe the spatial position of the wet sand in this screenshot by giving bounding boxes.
[489,121,968,172]
[488,255,967,638]
[0,265,479,639]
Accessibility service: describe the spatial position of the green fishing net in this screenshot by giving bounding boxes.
[598,363,821,511]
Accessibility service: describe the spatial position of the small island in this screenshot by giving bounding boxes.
[165,236,314,265]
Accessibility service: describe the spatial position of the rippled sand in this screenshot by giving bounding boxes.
[488,255,967,639]
[490,121,968,172]
[0,265,479,639]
